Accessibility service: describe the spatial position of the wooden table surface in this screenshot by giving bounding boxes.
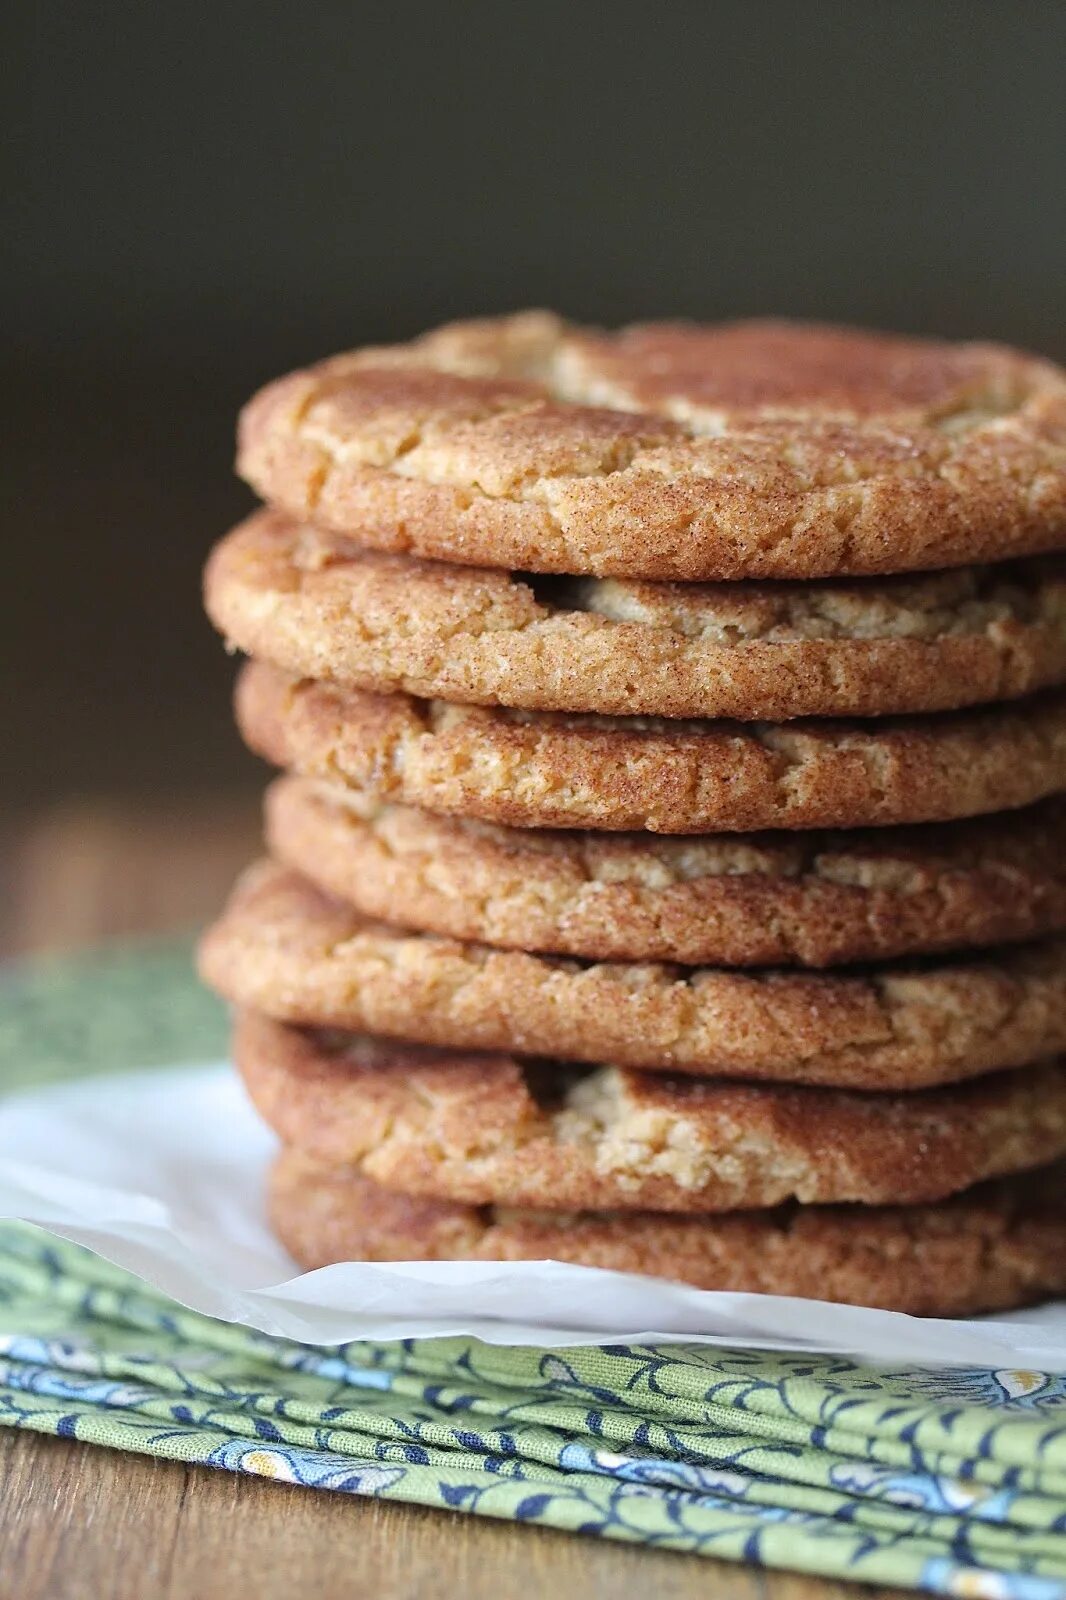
[0,800,908,1600]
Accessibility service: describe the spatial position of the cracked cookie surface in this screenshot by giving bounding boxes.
[199,863,1066,1087]
[206,511,1066,719]
[264,778,1066,966]
[237,660,1066,833]
[238,1013,1066,1211]
[237,312,1066,581]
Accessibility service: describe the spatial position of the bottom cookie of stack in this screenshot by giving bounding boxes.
[271,1150,1066,1317]
[237,1012,1066,1315]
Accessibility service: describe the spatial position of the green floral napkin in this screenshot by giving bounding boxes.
[1,941,1065,1595]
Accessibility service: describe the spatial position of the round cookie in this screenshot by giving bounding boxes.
[206,512,1066,721]
[271,1149,1066,1315]
[237,661,1066,834]
[238,1012,1066,1212]
[267,1152,1066,1312]
[265,779,1066,968]
[237,312,1066,582]
[200,863,1066,1089]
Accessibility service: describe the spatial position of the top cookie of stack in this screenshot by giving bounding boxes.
[232,310,1066,582]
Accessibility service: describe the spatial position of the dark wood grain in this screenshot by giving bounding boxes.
[0,801,909,1599]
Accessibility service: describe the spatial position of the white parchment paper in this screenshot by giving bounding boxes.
[0,1063,1063,1369]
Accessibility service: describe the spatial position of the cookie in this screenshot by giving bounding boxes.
[265,778,1066,967]
[270,1149,1066,1316]
[237,312,1066,582]
[236,1011,1066,1211]
[237,661,1066,833]
[199,863,1066,1088]
[206,512,1066,721]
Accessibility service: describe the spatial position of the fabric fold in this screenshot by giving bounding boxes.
[2,1223,1064,1596]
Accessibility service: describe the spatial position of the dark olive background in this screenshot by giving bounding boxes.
[5,1,1064,804]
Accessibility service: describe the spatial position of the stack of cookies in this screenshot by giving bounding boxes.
[200,313,1066,1316]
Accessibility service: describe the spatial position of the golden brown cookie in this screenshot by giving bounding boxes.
[237,312,1066,582]
[270,1148,1066,1316]
[264,778,1066,967]
[205,512,1066,720]
[200,863,1066,1088]
[237,661,1066,833]
[236,1011,1066,1211]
